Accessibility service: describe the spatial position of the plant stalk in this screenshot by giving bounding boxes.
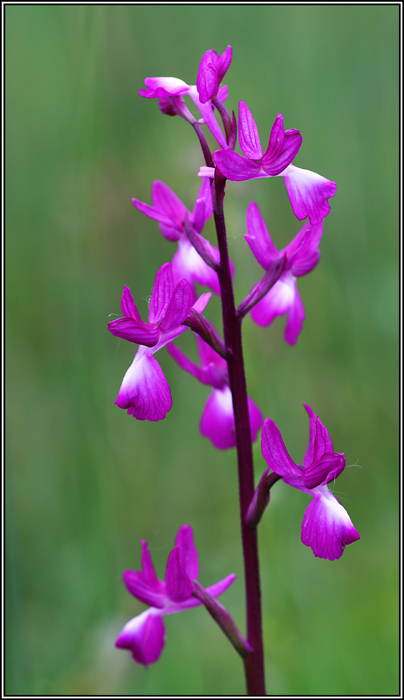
[212,171,266,696]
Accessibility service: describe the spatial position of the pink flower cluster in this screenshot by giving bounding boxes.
[110,45,359,668]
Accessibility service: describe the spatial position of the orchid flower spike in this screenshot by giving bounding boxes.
[211,101,336,225]
[108,263,210,421]
[261,405,360,560]
[115,524,236,665]
[167,335,263,449]
[245,201,323,344]
[132,179,229,296]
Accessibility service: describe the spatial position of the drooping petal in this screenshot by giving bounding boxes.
[122,568,166,609]
[159,278,193,333]
[171,239,221,295]
[303,404,334,468]
[281,164,337,225]
[200,386,236,449]
[213,149,262,181]
[139,76,192,99]
[245,201,279,270]
[165,546,193,603]
[261,115,302,176]
[148,263,175,324]
[250,273,296,327]
[199,388,260,450]
[175,525,199,580]
[284,283,305,345]
[116,352,172,422]
[301,492,360,560]
[238,101,263,159]
[115,609,166,666]
[303,452,346,489]
[261,417,303,486]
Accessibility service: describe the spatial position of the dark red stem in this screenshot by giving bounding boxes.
[212,170,266,696]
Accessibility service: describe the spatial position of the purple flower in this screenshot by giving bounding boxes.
[212,101,336,225]
[168,336,263,449]
[139,74,229,149]
[261,405,360,560]
[196,45,232,103]
[245,201,323,345]
[108,263,210,421]
[132,179,227,296]
[115,524,236,665]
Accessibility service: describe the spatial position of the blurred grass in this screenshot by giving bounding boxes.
[5,4,399,695]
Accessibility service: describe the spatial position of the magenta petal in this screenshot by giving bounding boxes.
[245,201,279,270]
[139,76,191,98]
[303,453,346,489]
[197,52,218,103]
[175,525,200,580]
[200,387,236,449]
[303,405,334,468]
[121,286,143,321]
[301,493,360,560]
[248,397,264,443]
[160,278,193,333]
[205,573,237,598]
[108,317,159,346]
[141,540,160,587]
[251,274,296,327]
[213,150,262,181]
[123,569,166,608]
[116,352,172,421]
[152,181,186,229]
[281,164,337,225]
[287,222,323,277]
[197,335,227,374]
[116,610,166,666]
[171,239,221,295]
[132,197,180,241]
[165,546,193,602]
[191,178,213,233]
[149,263,175,324]
[238,101,263,159]
[217,45,232,82]
[284,284,305,345]
[261,418,303,485]
[167,343,209,384]
[191,291,211,315]
[262,124,302,176]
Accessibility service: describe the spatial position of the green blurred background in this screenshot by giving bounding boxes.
[6,5,399,696]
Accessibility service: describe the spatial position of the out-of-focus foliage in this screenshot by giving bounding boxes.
[6,5,398,695]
